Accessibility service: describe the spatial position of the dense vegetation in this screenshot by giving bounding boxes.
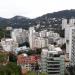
[0,62,21,75]
[0,28,11,40]
[0,52,21,75]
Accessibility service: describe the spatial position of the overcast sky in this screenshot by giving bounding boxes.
[0,0,75,18]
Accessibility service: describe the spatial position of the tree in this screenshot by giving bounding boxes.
[35,48,42,55]
[27,50,35,55]
[9,52,17,62]
[0,52,8,64]
[6,62,21,75]
[0,62,21,75]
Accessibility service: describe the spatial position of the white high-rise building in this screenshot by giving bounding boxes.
[29,27,35,49]
[39,30,47,37]
[34,37,41,48]
[41,48,48,72]
[69,26,75,65]
[41,46,64,75]
[47,50,64,75]
[48,31,60,44]
[69,18,75,26]
[41,37,48,48]
[11,28,28,44]
[29,27,60,49]
[62,18,75,53]
[62,19,75,65]
[1,38,18,52]
[62,19,68,30]
[31,36,48,49]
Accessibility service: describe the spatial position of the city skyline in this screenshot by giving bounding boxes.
[0,0,75,18]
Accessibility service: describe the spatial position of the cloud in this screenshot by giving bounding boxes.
[0,0,74,18]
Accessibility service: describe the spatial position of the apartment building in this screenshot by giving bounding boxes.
[1,38,18,52]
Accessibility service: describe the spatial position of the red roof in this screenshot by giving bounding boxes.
[17,54,40,64]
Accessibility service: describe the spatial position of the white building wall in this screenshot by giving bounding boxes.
[11,28,28,44]
[62,19,75,54]
[41,49,48,72]
[69,18,75,26]
[29,27,35,49]
[1,38,18,52]
[34,37,41,48]
[62,19,67,30]
[69,26,75,65]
